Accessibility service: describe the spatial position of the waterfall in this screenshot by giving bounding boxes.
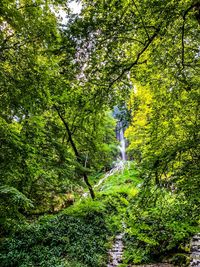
[113,106,127,161]
[119,125,126,161]
[117,121,126,161]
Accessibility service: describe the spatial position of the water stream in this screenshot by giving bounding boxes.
[80,113,199,267]
[82,161,127,197]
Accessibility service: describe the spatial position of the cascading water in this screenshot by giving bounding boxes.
[119,125,126,161]
[117,121,126,161]
[113,106,127,161]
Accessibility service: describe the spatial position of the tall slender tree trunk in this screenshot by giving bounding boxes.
[83,173,95,199]
[54,106,95,199]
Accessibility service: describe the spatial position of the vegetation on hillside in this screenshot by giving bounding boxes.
[0,163,199,266]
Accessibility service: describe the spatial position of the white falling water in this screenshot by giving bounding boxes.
[119,126,126,161]
[117,121,126,161]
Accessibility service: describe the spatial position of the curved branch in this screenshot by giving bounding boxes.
[108,28,160,89]
[132,0,150,40]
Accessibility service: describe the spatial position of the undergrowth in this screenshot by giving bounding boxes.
[0,162,199,267]
[123,188,200,266]
[0,199,111,267]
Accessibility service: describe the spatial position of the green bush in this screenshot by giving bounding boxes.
[0,200,111,267]
[123,189,200,264]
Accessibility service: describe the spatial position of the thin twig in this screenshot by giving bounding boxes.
[181,2,200,68]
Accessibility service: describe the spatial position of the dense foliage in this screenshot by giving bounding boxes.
[124,188,199,265]
[0,0,118,233]
[0,163,199,266]
[0,0,199,266]
[0,165,138,267]
[0,201,111,267]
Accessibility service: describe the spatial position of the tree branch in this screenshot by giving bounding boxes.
[182,2,200,68]
[132,0,150,40]
[108,28,160,89]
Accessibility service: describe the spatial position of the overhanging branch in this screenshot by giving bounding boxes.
[108,28,160,89]
[181,2,200,68]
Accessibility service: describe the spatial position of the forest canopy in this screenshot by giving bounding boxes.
[0,2,199,264]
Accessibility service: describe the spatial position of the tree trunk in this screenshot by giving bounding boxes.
[54,106,95,199]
